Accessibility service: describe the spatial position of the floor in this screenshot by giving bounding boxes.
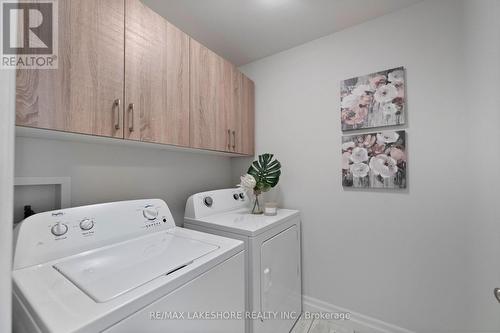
[291,315,355,333]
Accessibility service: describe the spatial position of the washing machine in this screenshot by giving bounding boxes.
[184,188,302,333]
[12,199,245,333]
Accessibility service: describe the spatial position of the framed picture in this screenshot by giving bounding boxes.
[341,67,405,131]
[342,130,407,189]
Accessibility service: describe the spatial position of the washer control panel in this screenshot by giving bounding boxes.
[13,199,176,269]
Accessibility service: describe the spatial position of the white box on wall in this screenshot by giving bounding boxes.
[14,177,71,223]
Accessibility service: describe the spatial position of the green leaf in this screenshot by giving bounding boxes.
[247,153,281,189]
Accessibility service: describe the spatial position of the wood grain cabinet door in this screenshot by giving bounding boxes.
[221,60,239,152]
[228,68,243,153]
[191,41,250,153]
[239,74,255,155]
[16,0,125,138]
[125,0,190,146]
[190,39,223,151]
[165,23,190,146]
[227,69,254,155]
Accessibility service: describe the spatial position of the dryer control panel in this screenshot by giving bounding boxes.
[13,199,175,270]
[185,188,248,219]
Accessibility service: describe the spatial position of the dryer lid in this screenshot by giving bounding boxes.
[53,232,219,302]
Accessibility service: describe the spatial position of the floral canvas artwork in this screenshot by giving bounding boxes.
[342,130,407,189]
[340,67,405,131]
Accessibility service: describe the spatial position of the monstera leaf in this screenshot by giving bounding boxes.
[247,153,281,193]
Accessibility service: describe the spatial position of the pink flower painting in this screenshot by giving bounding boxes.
[340,67,406,131]
[342,130,407,189]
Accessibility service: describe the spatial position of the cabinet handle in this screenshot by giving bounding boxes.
[128,103,134,132]
[227,129,231,150]
[113,99,121,130]
[232,130,236,150]
[263,267,272,293]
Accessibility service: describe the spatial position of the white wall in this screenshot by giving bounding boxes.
[0,69,16,332]
[15,137,234,225]
[235,0,500,331]
[463,0,500,328]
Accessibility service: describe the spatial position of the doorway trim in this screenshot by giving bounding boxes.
[0,68,16,332]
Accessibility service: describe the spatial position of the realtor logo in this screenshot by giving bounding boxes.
[1,0,58,69]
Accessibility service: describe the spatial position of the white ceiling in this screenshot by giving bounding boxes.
[142,0,422,66]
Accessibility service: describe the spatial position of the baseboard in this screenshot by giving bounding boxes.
[302,295,416,333]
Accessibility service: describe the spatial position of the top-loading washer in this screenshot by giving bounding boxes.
[184,188,302,333]
[12,199,245,333]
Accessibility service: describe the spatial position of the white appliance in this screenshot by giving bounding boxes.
[184,189,302,333]
[12,199,245,333]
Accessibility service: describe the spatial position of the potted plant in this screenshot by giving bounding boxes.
[238,153,281,214]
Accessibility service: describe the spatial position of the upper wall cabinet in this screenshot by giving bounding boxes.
[16,0,125,138]
[125,0,190,146]
[190,40,255,154]
[16,0,254,156]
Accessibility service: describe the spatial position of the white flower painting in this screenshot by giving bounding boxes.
[342,130,407,189]
[341,67,406,131]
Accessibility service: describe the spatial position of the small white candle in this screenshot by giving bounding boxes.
[264,202,278,216]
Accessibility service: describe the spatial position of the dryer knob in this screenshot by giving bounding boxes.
[79,219,94,231]
[204,197,213,207]
[143,205,158,220]
[51,223,68,237]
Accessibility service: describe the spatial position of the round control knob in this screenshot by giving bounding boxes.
[203,196,213,207]
[143,205,158,220]
[233,193,239,200]
[51,223,68,237]
[239,193,245,200]
[79,218,94,231]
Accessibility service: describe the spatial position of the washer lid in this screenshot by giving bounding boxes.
[53,232,219,303]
